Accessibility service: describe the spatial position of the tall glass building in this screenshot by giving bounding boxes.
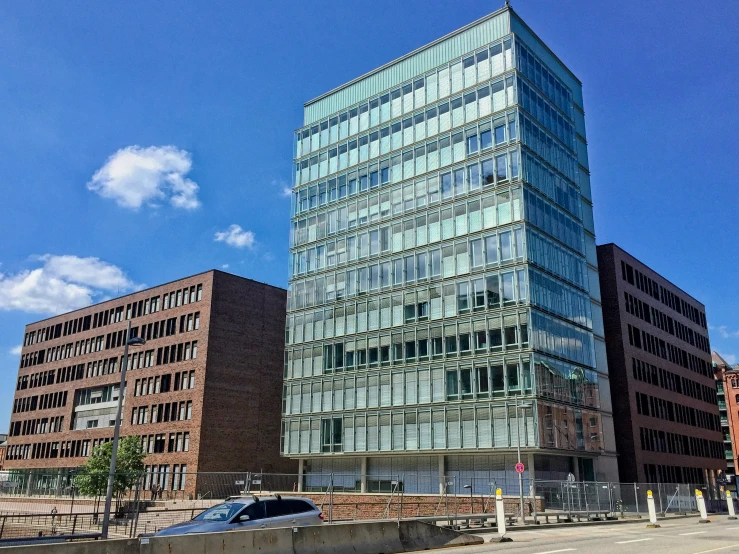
[283,5,618,494]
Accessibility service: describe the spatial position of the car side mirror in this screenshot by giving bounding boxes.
[238,515,250,522]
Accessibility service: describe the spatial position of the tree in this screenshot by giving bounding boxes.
[74,436,146,508]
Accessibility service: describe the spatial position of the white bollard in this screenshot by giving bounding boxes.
[727,491,737,520]
[696,489,710,523]
[489,488,512,542]
[646,490,660,528]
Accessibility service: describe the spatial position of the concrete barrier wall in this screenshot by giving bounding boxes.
[141,521,481,554]
[140,526,294,554]
[293,521,405,554]
[7,521,482,554]
[5,538,139,554]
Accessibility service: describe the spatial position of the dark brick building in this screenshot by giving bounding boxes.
[5,270,294,495]
[597,244,724,486]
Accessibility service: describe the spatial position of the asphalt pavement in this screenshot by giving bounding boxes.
[448,515,739,554]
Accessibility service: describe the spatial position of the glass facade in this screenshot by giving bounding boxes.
[283,8,616,491]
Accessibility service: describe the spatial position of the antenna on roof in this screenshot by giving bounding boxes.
[505,0,511,7]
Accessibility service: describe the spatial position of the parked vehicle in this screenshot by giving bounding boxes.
[154,495,323,536]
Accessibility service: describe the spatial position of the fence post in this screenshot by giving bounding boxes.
[398,474,404,524]
[0,515,5,538]
[71,514,77,535]
[658,483,663,515]
[634,483,639,516]
[607,483,613,513]
[328,473,334,524]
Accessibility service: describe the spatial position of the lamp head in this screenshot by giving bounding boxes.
[126,337,146,347]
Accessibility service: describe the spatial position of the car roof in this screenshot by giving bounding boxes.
[223,495,315,505]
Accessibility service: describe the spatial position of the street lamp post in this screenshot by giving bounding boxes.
[101,321,145,539]
[463,483,473,515]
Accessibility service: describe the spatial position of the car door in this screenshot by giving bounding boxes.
[233,501,267,529]
[264,498,295,528]
[289,500,322,526]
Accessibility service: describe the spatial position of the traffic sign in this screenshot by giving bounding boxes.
[515,462,525,474]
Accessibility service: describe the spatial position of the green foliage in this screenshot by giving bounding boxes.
[74,436,146,498]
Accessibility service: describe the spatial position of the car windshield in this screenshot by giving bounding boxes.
[192,502,246,522]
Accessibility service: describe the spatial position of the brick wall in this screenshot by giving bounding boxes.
[271,492,542,520]
[196,271,296,476]
[597,244,723,483]
[5,271,215,477]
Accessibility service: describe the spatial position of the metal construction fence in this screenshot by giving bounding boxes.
[0,470,731,541]
[534,480,704,515]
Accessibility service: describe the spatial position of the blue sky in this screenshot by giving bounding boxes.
[0,0,737,431]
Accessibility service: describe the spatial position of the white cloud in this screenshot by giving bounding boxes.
[0,255,139,315]
[720,353,737,365]
[271,179,292,198]
[214,225,255,249]
[9,345,22,356]
[221,264,230,270]
[87,145,200,210]
[710,325,739,339]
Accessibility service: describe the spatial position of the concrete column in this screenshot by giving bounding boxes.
[360,457,368,493]
[297,458,304,492]
[438,455,446,495]
[572,457,580,481]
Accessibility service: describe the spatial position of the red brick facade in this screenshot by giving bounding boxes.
[713,352,739,489]
[5,270,295,495]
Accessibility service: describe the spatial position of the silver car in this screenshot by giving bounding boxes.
[154,495,323,536]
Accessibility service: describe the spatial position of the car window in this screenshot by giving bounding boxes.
[285,500,313,515]
[265,499,288,518]
[240,501,266,521]
[193,502,244,522]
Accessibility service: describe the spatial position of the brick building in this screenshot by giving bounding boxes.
[0,434,7,471]
[597,243,723,487]
[4,270,294,496]
[713,352,739,491]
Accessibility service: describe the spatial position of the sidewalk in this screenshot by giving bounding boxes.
[456,512,701,533]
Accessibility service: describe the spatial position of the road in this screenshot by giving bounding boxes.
[449,516,739,554]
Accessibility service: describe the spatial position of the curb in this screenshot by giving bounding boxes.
[455,513,701,533]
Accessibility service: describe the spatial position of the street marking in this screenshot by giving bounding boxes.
[615,538,653,544]
[680,531,708,536]
[692,546,739,554]
[531,549,576,554]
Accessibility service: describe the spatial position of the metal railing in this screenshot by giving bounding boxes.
[0,469,728,540]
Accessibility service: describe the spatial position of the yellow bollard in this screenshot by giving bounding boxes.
[489,488,512,543]
[646,490,660,528]
[727,490,737,520]
[695,489,710,523]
